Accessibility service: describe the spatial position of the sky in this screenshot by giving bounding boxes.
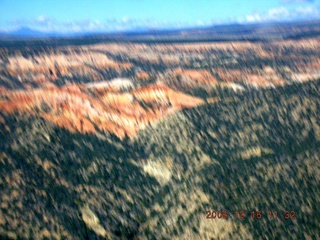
[0,0,319,33]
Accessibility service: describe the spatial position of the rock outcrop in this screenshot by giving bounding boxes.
[3,50,131,84]
[0,81,205,139]
[80,205,110,239]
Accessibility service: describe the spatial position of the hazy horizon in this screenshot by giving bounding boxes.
[1,0,320,34]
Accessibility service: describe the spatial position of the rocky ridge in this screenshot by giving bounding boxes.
[0,81,204,139]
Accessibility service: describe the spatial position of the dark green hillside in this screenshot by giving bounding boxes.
[0,80,319,239]
[133,80,320,239]
[0,113,160,239]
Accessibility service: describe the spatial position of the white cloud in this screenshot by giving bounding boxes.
[36,16,49,23]
[296,6,318,15]
[245,13,262,22]
[121,17,130,23]
[268,7,289,19]
[243,5,319,23]
[244,7,289,23]
[6,4,320,34]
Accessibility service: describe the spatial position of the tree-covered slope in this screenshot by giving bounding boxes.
[0,113,161,239]
[0,80,319,239]
[133,80,320,239]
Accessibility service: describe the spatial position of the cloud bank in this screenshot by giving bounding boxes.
[5,5,320,33]
[244,6,319,23]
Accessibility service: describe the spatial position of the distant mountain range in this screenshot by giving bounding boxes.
[0,27,81,38]
[1,19,319,41]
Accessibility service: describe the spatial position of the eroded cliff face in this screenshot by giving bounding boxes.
[0,81,204,139]
[1,38,319,140]
[2,49,131,85]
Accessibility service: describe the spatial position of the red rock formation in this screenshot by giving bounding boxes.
[132,82,205,108]
[4,51,132,85]
[245,74,286,87]
[173,69,218,85]
[0,82,205,139]
[136,71,150,80]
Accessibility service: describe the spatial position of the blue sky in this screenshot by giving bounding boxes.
[0,0,319,32]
